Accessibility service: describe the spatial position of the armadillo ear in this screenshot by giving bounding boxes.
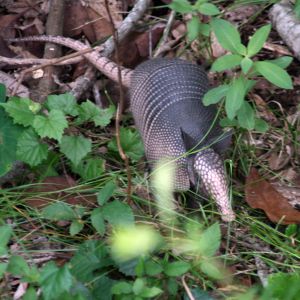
[180,128,197,151]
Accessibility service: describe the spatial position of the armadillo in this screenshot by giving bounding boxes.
[8,36,235,221]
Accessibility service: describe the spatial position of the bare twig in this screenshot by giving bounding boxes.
[181,275,195,300]
[104,0,132,201]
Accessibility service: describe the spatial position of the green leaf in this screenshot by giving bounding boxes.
[102,200,134,226]
[254,118,269,132]
[70,220,84,236]
[211,54,243,72]
[112,281,133,295]
[267,56,293,69]
[0,108,24,176]
[17,128,48,166]
[97,180,117,205]
[211,19,243,54]
[0,84,6,102]
[133,278,145,295]
[77,100,115,127]
[42,202,76,221]
[219,117,238,127]
[164,261,190,277]
[200,259,224,279]
[23,287,38,300]
[198,23,210,37]
[197,3,220,16]
[0,97,39,126]
[0,263,7,279]
[60,135,91,166]
[91,208,106,235]
[203,85,229,106]
[71,158,104,180]
[167,278,178,296]
[254,61,293,89]
[168,0,193,13]
[187,16,202,41]
[139,286,163,298]
[46,93,78,116]
[197,222,221,257]
[108,127,144,161]
[0,225,12,250]
[145,260,163,276]
[237,101,255,130]
[241,57,253,74]
[247,24,271,57]
[33,109,68,141]
[7,256,30,277]
[225,77,245,119]
[40,262,73,300]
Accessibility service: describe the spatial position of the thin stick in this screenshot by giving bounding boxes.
[104,0,132,201]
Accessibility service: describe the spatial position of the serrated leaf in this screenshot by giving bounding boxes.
[200,259,224,279]
[247,24,271,57]
[102,200,134,226]
[203,85,229,106]
[108,127,144,161]
[267,56,293,69]
[71,158,104,180]
[0,108,23,176]
[60,135,91,166]
[33,109,68,141]
[241,57,253,74]
[91,208,105,235]
[254,61,293,89]
[237,101,255,130]
[70,219,84,236]
[111,281,132,295]
[145,260,163,276]
[42,202,76,221]
[40,262,73,300]
[93,105,115,127]
[211,19,242,54]
[254,118,269,132]
[97,180,117,205]
[197,223,221,257]
[46,93,78,116]
[0,97,38,126]
[225,77,245,119]
[0,84,6,102]
[211,54,243,72]
[198,3,220,16]
[187,16,202,41]
[168,0,193,13]
[17,128,48,166]
[164,261,190,277]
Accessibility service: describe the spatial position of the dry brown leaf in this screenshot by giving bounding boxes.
[245,168,300,224]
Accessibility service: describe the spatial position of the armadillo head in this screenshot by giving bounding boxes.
[193,148,235,222]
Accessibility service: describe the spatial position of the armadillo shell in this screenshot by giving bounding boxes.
[130,58,230,190]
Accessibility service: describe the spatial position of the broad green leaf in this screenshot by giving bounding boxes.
[164,261,190,277]
[97,180,117,205]
[33,109,68,141]
[211,19,242,53]
[267,56,293,69]
[40,262,73,300]
[145,260,163,276]
[91,208,105,235]
[108,127,144,161]
[0,97,38,126]
[200,259,224,279]
[225,77,245,119]
[197,3,220,16]
[197,222,221,257]
[70,219,84,236]
[0,84,6,102]
[211,54,243,72]
[0,225,12,255]
[60,135,92,166]
[112,281,132,295]
[187,16,202,41]
[133,278,145,295]
[72,158,104,180]
[241,57,253,74]
[247,24,271,57]
[93,104,115,127]
[102,200,134,226]
[139,286,163,298]
[17,128,48,166]
[254,118,269,132]
[237,101,255,130]
[203,85,229,106]
[254,61,293,89]
[168,0,193,13]
[46,93,78,116]
[42,202,76,221]
[0,108,23,176]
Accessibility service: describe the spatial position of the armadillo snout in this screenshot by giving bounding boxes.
[193,149,235,222]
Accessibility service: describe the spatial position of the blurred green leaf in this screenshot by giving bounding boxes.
[247,24,271,57]
[42,202,76,221]
[200,259,224,279]
[187,16,202,41]
[0,84,6,102]
[267,56,293,69]
[237,101,255,130]
[72,158,104,181]
[168,0,193,13]
[241,57,253,74]
[91,208,105,235]
[164,261,190,277]
[197,3,220,16]
[145,260,163,276]
[254,118,269,132]
[112,281,132,295]
[70,219,84,236]
[97,180,117,205]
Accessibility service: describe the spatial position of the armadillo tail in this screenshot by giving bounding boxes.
[193,148,235,222]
